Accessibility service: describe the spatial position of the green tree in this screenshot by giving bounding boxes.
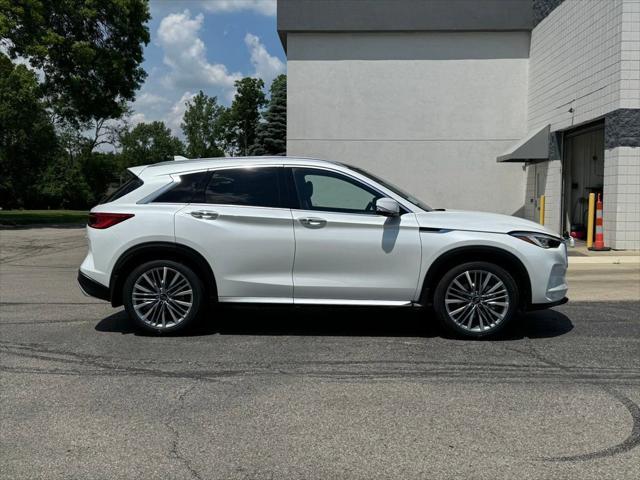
[220,77,267,155]
[35,125,110,209]
[81,151,120,204]
[0,0,150,125]
[0,54,57,208]
[119,121,184,167]
[37,152,92,209]
[251,74,286,156]
[181,91,226,158]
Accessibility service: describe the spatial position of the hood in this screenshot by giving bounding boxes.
[415,210,560,236]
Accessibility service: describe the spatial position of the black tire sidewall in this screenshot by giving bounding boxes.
[123,260,204,334]
[433,261,519,339]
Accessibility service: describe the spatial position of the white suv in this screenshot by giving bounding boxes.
[79,157,568,338]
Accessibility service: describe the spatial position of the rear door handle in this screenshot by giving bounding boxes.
[299,217,326,228]
[191,210,219,220]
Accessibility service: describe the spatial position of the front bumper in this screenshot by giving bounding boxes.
[525,241,568,305]
[77,270,110,302]
[528,296,568,311]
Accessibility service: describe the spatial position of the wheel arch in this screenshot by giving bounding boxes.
[419,246,532,309]
[110,242,217,307]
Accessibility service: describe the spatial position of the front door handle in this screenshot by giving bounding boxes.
[299,217,327,228]
[191,210,219,220]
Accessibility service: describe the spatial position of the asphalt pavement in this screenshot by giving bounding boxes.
[1,227,639,480]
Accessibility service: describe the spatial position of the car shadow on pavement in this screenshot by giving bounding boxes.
[95,305,573,340]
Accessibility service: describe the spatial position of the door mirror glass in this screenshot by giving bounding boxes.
[376,197,400,217]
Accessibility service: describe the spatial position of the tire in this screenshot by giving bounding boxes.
[123,260,204,334]
[433,261,519,339]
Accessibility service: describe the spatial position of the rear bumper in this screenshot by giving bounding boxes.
[527,296,568,311]
[77,271,110,302]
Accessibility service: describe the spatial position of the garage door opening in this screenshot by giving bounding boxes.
[562,123,605,240]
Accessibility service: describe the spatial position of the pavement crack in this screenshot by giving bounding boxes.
[165,384,202,480]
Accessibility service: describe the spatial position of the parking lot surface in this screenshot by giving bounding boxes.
[1,227,639,479]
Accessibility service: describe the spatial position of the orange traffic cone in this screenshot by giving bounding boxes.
[589,194,610,251]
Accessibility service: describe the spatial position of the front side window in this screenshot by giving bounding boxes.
[342,164,431,211]
[292,168,382,214]
[204,167,281,208]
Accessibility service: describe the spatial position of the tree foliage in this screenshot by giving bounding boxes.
[251,74,286,156]
[0,54,57,208]
[181,91,225,158]
[0,0,288,210]
[220,77,267,155]
[0,0,150,124]
[119,121,184,167]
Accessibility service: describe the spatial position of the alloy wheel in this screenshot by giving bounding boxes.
[444,269,510,333]
[131,266,193,329]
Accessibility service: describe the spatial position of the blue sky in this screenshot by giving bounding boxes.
[131,0,285,135]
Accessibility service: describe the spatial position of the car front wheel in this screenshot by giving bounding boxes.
[123,260,203,333]
[433,261,519,338]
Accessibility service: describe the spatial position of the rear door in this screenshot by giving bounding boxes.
[173,166,295,303]
[286,167,422,304]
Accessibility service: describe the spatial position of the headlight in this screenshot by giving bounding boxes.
[510,231,562,249]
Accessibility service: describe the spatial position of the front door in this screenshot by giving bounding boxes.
[287,167,421,304]
[174,166,295,303]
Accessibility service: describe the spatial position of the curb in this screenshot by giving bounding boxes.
[0,223,86,230]
[568,256,640,265]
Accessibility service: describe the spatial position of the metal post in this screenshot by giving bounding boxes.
[539,195,545,225]
[586,192,595,249]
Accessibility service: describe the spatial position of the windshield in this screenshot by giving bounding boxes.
[345,165,432,211]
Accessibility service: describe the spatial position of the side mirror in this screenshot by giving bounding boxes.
[376,197,400,217]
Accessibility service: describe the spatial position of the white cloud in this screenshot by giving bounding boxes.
[201,0,276,16]
[168,91,197,135]
[157,10,242,93]
[244,33,285,85]
[128,8,286,139]
[129,112,147,126]
[134,92,170,109]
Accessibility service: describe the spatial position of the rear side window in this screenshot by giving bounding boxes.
[204,167,281,208]
[100,173,143,204]
[153,171,210,203]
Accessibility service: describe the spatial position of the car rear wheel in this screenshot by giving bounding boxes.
[123,260,203,333]
[433,261,519,339]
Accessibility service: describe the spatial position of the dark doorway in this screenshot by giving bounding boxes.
[562,123,605,238]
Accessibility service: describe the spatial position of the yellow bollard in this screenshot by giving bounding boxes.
[539,195,545,225]
[586,192,595,249]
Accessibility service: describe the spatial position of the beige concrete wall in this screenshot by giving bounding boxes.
[286,31,529,215]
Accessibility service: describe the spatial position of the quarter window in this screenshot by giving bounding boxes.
[153,171,210,203]
[100,172,143,204]
[204,167,281,208]
[292,168,382,214]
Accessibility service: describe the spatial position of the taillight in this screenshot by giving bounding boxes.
[88,213,134,229]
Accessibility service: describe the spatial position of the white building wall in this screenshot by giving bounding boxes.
[528,0,627,131]
[620,0,640,110]
[287,32,529,215]
[604,147,640,249]
[526,0,640,246]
